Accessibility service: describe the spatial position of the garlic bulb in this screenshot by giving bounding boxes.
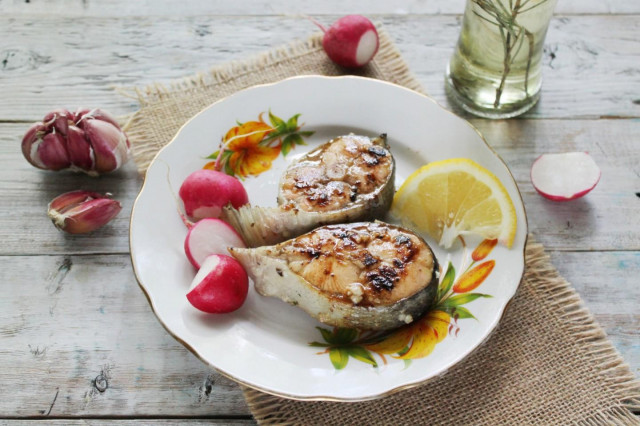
[22,108,130,175]
[48,190,122,234]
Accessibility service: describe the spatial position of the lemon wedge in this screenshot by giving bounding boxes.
[392,158,517,248]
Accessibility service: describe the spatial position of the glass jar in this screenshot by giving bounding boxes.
[445,0,558,119]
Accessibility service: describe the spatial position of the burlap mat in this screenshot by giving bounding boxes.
[122,29,640,425]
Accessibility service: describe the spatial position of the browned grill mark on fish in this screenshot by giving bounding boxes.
[366,265,399,291]
[368,145,387,157]
[363,253,378,267]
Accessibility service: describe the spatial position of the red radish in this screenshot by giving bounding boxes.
[312,15,379,68]
[179,169,248,221]
[184,218,245,269]
[187,254,249,314]
[530,152,601,201]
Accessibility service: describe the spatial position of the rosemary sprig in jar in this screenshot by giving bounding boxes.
[471,0,552,108]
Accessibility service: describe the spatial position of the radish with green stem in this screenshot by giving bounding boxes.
[310,15,379,68]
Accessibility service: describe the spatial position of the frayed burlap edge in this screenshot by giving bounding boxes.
[121,35,324,108]
[241,238,640,425]
[119,27,422,175]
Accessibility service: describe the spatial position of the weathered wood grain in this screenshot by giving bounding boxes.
[1,0,638,16]
[548,251,640,376]
[2,422,254,425]
[1,118,637,255]
[0,255,250,417]
[3,422,254,425]
[0,252,636,417]
[0,15,638,121]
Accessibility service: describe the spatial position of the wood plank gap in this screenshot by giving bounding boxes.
[597,115,640,120]
[0,120,38,124]
[0,252,131,257]
[2,12,640,18]
[545,248,640,253]
[0,415,255,420]
[4,116,639,123]
[474,115,640,120]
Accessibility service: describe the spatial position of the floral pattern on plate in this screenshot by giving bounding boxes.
[204,111,313,178]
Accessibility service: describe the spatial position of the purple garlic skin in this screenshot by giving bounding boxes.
[22,108,130,175]
[48,190,122,234]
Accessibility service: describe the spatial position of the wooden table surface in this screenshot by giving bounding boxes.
[1,0,638,423]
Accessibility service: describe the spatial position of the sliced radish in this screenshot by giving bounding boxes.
[313,15,379,68]
[184,218,245,268]
[187,254,249,314]
[531,152,601,201]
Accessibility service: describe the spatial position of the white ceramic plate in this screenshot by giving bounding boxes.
[130,76,528,401]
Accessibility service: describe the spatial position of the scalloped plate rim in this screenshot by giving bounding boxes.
[129,75,528,401]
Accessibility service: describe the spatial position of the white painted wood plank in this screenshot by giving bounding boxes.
[2,422,254,425]
[1,0,638,16]
[0,255,250,417]
[0,15,638,121]
[548,251,640,376]
[0,252,636,416]
[1,118,637,255]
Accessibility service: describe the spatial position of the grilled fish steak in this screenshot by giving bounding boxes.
[229,222,439,331]
[222,134,395,247]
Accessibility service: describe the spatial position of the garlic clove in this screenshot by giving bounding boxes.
[67,125,95,172]
[44,109,73,136]
[83,119,130,173]
[57,199,122,234]
[38,133,71,170]
[48,190,122,234]
[48,190,100,213]
[76,108,124,136]
[21,123,47,169]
